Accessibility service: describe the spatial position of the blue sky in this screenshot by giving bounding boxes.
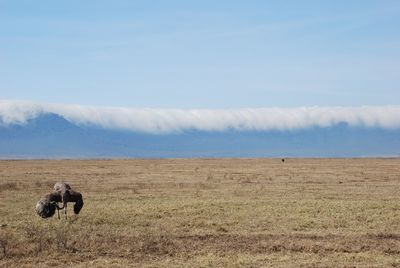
[1,1,399,108]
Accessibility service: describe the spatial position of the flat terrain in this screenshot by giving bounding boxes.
[0,158,399,267]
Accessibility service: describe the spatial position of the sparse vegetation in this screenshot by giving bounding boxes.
[0,182,18,192]
[0,158,399,267]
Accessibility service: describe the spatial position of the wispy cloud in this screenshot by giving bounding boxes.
[1,100,400,133]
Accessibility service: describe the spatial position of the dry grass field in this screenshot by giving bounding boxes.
[0,158,399,267]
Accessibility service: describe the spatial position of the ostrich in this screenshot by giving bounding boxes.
[35,192,63,218]
[53,182,84,219]
[35,182,83,219]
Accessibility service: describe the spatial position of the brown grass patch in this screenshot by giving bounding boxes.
[0,158,400,267]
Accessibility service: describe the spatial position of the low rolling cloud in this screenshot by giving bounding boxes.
[1,100,400,133]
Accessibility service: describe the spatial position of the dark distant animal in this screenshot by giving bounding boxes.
[35,182,83,219]
[281,158,285,163]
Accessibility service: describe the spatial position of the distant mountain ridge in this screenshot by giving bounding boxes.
[0,113,399,158]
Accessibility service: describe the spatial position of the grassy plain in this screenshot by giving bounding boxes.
[0,158,399,267]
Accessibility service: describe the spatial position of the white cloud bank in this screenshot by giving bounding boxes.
[1,100,400,133]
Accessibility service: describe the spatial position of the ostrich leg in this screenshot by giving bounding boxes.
[55,202,64,220]
[63,190,70,219]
